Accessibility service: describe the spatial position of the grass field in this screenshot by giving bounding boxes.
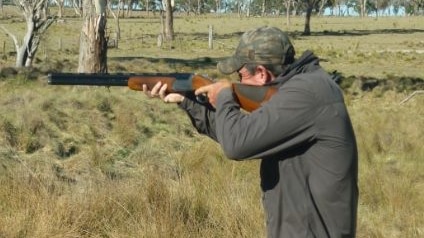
[0,7,423,237]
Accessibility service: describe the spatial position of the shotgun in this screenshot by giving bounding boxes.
[47,73,277,112]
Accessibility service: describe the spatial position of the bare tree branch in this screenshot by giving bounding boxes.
[0,24,20,50]
[5,0,55,67]
[400,90,424,105]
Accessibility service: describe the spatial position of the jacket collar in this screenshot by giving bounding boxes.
[267,50,320,86]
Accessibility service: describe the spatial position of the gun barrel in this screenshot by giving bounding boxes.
[47,73,196,88]
[47,73,277,112]
[47,73,130,86]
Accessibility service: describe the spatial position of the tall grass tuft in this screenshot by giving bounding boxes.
[349,91,424,237]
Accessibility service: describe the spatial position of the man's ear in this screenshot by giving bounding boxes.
[255,65,273,84]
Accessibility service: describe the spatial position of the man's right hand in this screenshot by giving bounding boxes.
[195,80,231,108]
[142,82,185,103]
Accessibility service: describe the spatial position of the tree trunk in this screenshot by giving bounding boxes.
[237,0,242,17]
[164,0,174,40]
[56,0,65,18]
[360,0,366,18]
[1,0,54,67]
[126,0,132,17]
[292,2,299,16]
[118,0,123,18]
[71,0,83,16]
[375,0,379,19]
[261,0,266,16]
[215,0,219,14]
[246,0,250,17]
[22,19,36,67]
[285,0,291,26]
[318,0,327,16]
[303,4,313,35]
[78,0,108,73]
[108,2,120,40]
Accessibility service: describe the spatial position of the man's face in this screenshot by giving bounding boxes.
[237,66,273,86]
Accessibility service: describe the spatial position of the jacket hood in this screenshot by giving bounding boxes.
[268,50,320,86]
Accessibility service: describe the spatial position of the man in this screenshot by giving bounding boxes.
[144,26,358,238]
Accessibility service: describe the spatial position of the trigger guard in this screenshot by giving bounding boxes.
[195,94,208,104]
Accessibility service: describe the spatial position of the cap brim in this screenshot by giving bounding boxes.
[217,56,244,75]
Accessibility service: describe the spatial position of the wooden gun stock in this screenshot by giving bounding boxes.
[127,74,214,93]
[47,73,277,112]
[232,84,278,112]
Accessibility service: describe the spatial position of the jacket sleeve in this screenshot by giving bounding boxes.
[178,94,218,141]
[215,80,319,160]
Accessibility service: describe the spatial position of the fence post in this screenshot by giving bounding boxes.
[43,44,47,60]
[157,34,163,48]
[208,24,213,49]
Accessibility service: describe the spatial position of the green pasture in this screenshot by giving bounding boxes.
[1,9,424,79]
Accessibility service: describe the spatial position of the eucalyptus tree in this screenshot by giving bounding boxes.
[145,0,151,15]
[390,0,405,15]
[78,0,108,73]
[114,0,136,18]
[108,0,121,41]
[261,0,266,15]
[285,0,292,24]
[214,0,221,12]
[72,0,83,16]
[302,0,320,35]
[406,0,423,15]
[331,0,349,16]
[113,0,125,17]
[52,0,65,18]
[163,0,174,40]
[317,0,331,15]
[0,0,55,67]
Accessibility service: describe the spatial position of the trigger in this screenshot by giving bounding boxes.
[196,94,208,104]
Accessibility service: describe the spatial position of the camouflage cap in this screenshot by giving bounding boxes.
[217,26,295,75]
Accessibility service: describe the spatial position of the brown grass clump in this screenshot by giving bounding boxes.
[348,92,423,238]
[0,78,266,237]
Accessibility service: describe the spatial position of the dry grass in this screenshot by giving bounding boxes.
[0,7,423,237]
[348,92,424,237]
[0,82,265,237]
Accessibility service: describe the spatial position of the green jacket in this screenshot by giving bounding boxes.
[179,51,358,238]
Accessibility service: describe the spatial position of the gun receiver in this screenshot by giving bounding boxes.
[47,73,277,112]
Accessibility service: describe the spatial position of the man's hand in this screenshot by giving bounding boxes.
[195,80,232,107]
[142,82,185,103]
